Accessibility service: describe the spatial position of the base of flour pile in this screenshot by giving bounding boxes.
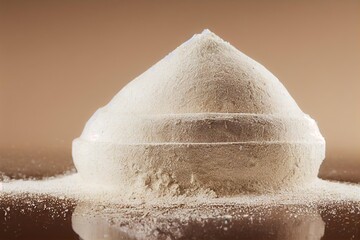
[2,173,360,206]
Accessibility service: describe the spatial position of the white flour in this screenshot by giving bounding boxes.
[1,30,359,240]
[72,29,325,197]
[0,30,355,206]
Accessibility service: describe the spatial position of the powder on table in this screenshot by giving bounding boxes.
[2,173,360,206]
[1,30,355,206]
[72,29,324,198]
[3,177,360,240]
[1,30,359,240]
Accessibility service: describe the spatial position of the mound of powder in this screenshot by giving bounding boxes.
[72,29,325,198]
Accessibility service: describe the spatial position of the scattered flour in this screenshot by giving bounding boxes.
[2,173,360,207]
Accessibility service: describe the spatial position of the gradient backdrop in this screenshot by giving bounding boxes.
[0,0,359,178]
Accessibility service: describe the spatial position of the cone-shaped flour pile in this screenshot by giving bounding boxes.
[73,30,325,197]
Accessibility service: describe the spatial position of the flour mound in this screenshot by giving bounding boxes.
[72,29,325,197]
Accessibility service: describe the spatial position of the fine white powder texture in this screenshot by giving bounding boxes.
[72,29,325,197]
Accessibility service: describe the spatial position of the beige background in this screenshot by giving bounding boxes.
[0,0,359,177]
